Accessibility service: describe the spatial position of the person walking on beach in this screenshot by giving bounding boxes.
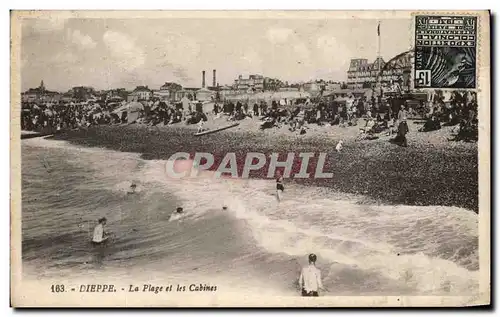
[92,217,109,245]
[298,253,325,297]
[276,171,284,202]
[395,104,409,147]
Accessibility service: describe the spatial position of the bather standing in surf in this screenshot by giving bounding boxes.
[92,217,109,245]
[298,253,325,297]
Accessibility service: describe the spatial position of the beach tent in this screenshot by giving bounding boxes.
[112,101,144,123]
[180,96,191,110]
[273,91,311,107]
[196,88,214,102]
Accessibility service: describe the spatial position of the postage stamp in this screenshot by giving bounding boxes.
[10,10,490,308]
[414,15,478,89]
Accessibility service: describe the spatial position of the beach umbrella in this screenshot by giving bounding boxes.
[112,104,129,114]
[107,102,120,109]
[111,102,142,114]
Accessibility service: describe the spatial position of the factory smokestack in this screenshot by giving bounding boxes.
[213,69,216,87]
[202,71,206,88]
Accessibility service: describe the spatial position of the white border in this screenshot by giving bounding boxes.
[3,1,497,316]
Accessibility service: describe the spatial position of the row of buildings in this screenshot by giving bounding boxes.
[21,81,102,104]
[22,55,413,104]
[21,74,323,104]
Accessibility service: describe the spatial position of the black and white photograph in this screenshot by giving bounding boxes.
[10,10,490,307]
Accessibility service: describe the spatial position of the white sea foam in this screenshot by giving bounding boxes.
[22,138,480,295]
[137,158,479,295]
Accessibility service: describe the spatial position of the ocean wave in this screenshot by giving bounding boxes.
[21,138,479,295]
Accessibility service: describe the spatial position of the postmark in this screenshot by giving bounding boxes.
[414,15,477,89]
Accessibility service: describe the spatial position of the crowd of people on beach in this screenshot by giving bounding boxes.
[418,90,478,142]
[20,99,203,132]
[21,89,478,144]
[21,101,114,132]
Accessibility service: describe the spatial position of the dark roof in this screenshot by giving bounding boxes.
[23,88,59,95]
[24,88,43,94]
[133,86,151,92]
[348,57,387,72]
[160,82,182,90]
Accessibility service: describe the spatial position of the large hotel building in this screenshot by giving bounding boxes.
[346,56,412,90]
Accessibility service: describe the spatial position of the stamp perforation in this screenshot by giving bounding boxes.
[411,12,481,90]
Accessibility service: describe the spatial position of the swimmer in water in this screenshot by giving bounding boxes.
[92,217,109,245]
[128,183,137,194]
[169,207,184,222]
[276,171,284,202]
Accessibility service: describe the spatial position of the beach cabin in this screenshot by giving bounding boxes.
[112,101,144,124]
[196,88,214,102]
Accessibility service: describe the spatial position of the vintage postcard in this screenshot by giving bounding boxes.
[10,10,490,307]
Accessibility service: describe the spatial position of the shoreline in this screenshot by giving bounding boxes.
[44,120,478,212]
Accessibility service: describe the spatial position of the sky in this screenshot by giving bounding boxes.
[19,14,412,92]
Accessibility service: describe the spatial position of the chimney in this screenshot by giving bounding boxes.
[213,69,216,87]
[202,71,206,88]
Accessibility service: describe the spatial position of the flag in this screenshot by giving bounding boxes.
[377,22,380,36]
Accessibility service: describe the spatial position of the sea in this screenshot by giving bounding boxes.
[21,137,479,296]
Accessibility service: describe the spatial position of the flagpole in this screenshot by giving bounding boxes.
[377,21,381,99]
[377,21,381,60]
